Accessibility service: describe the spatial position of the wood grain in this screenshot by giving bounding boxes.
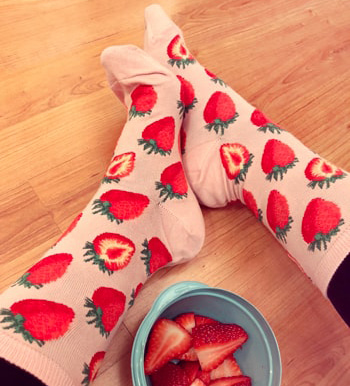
[1,0,349,385]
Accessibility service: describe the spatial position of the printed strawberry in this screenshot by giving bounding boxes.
[129,85,157,119]
[266,190,293,243]
[85,287,126,338]
[175,312,196,333]
[251,109,282,134]
[205,69,226,87]
[305,157,346,189]
[204,92,238,135]
[144,318,192,374]
[195,315,218,327]
[261,139,298,181]
[82,351,106,386]
[302,198,344,251]
[167,34,195,69]
[156,162,188,201]
[179,361,200,383]
[103,152,135,184]
[84,232,135,275]
[180,126,187,154]
[141,237,173,276]
[177,75,198,116]
[138,117,175,156]
[92,189,149,224]
[55,212,82,243]
[0,299,74,347]
[242,189,262,221]
[150,362,190,386]
[220,143,253,183]
[192,323,248,372]
[209,376,251,386]
[128,282,143,308]
[210,356,242,380]
[14,253,73,289]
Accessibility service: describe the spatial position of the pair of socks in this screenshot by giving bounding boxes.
[0,4,349,386]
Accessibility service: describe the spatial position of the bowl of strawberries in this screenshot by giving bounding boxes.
[131,281,281,386]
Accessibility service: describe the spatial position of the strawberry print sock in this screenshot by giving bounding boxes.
[144,5,350,303]
[0,45,205,386]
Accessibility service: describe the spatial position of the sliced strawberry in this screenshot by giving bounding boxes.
[167,34,195,69]
[144,318,192,374]
[175,312,196,333]
[209,376,251,386]
[150,362,190,386]
[179,361,200,383]
[103,152,135,183]
[220,143,253,183]
[198,370,211,385]
[195,315,218,327]
[191,379,207,386]
[179,346,198,361]
[210,356,242,380]
[305,157,346,189]
[192,323,248,372]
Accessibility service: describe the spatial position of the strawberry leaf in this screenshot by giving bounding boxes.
[258,123,283,134]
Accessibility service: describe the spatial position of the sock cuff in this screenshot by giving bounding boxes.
[0,330,74,386]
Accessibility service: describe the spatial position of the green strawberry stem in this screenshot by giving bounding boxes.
[129,105,152,120]
[210,77,227,87]
[81,363,91,386]
[101,177,120,184]
[92,199,123,224]
[308,218,345,251]
[177,98,198,117]
[85,298,109,338]
[307,174,346,189]
[205,112,239,135]
[83,242,114,276]
[258,123,283,134]
[155,181,188,202]
[234,154,254,184]
[266,157,299,182]
[140,239,152,276]
[275,216,293,243]
[128,288,137,308]
[0,308,45,347]
[168,58,196,69]
[12,272,43,289]
[138,138,171,156]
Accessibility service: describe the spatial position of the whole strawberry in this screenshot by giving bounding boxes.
[167,34,195,69]
[128,282,143,308]
[302,198,344,251]
[242,189,262,221]
[81,351,106,386]
[14,253,73,289]
[102,152,135,184]
[92,189,149,223]
[220,143,253,183]
[85,287,126,338]
[0,299,74,346]
[204,92,239,135]
[138,117,175,156]
[156,162,188,201]
[177,75,198,116]
[305,157,346,189]
[129,85,157,119]
[261,139,298,181]
[250,109,282,134]
[266,190,293,243]
[205,68,226,87]
[141,237,173,275]
[84,232,135,275]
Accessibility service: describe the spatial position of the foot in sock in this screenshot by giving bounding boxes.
[143,5,350,302]
[0,45,205,386]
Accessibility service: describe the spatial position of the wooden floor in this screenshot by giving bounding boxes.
[1,0,350,385]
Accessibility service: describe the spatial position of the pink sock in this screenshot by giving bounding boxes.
[144,4,350,297]
[0,45,205,386]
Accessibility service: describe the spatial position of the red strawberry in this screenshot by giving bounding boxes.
[195,315,218,327]
[84,232,135,275]
[103,152,135,183]
[14,253,73,289]
[175,312,196,333]
[177,75,198,116]
[167,35,195,69]
[82,351,106,386]
[197,370,211,385]
[242,189,262,221]
[192,323,248,372]
[305,157,346,189]
[92,189,149,223]
[138,117,175,156]
[128,282,143,307]
[209,376,251,386]
[129,85,157,119]
[144,318,192,374]
[210,356,242,380]
[261,139,298,181]
[156,162,188,201]
[179,361,200,383]
[220,143,253,183]
[141,237,173,276]
[85,287,126,338]
[266,190,293,243]
[203,92,238,135]
[251,109,281,134]
[191,379,207,386]
[56,212,82,243]
[302,198,344,251]
[205,69,226,87]
[180,346,198,361]
[180,126,187,155]
[0,299,74,347]
[150,362,190,386]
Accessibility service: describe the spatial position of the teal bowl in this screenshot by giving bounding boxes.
[131,281,281,386]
